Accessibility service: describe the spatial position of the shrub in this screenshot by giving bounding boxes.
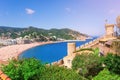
[2,58,87,80]
[103,53,120,74]
[93,68,120,80]
[75,48,94,53]
[72,53,103,79]
[2,58,45,80]
[40,65,87,80]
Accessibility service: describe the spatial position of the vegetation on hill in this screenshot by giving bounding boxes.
[0,26,89,40]
[93,53,120,80]
[1,58,87,80]
[72,47,120,79]
[2,58,45,80]
[103,53,120,74]
[72,49,103,79]
[40,65,86,80]
[93,69,120,80]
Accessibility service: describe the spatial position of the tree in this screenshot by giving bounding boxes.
[93,69,120,80]
[2,58,87,80]
[2,58,45,80]
[72,53,103,79]
[103,53,120,74]
[40,65,87,80]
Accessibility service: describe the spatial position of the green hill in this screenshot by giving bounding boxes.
[0,26,89,40]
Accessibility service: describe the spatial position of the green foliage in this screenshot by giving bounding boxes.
[72,53,103,79]
[103,53,120,74]
[0,26,88,40]
[75,48,99,56]
[2,58,87,80]
[40,65,87,80]
[93,69,120,80]
[2,58,45,80]
[75,48,94,53]
[94,48,99,55]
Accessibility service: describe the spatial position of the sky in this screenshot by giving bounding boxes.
[0,0,120,36]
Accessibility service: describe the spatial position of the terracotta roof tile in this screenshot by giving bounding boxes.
[0,70,11,80]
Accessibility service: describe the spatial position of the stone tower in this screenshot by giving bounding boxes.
[105,24,114,38]
[63,42,76,68]
[67,42,76,55]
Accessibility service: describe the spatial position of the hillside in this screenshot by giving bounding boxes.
[0,26,89,40]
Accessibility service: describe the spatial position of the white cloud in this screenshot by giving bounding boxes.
[65,8,71,12]
[25,8,35,14]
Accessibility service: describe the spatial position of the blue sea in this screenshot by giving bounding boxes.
[19,37,97,63]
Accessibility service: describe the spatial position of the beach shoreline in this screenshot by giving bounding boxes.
[0,41,53,64]
[0,38,93,65]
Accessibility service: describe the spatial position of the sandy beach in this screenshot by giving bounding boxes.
[0,42,52,63]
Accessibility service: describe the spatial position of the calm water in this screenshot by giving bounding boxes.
[19,37,96,63]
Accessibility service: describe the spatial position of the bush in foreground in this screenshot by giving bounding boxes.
[93,68,120,80]
[72,53,103,79]
[40,65,86,80]
[2,58,45,80]
[2,58,87,80]
[103,53,120,74]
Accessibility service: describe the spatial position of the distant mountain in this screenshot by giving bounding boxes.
[0,26,24,32]
[0,26,89,40]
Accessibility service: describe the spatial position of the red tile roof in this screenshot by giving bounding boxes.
[0,70,11,80]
